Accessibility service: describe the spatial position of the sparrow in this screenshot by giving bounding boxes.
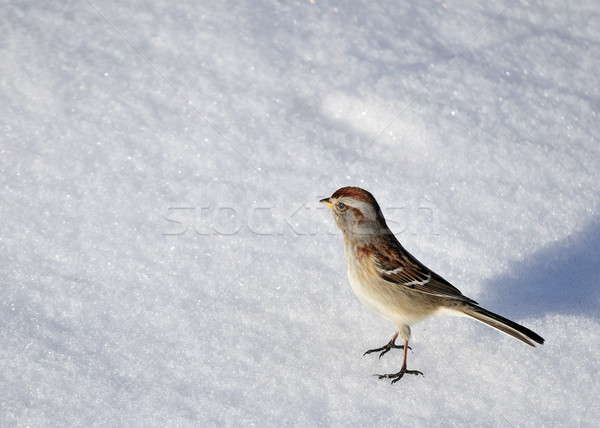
[320,186,544,383]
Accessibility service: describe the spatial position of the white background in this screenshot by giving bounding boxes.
[2,0,599,425]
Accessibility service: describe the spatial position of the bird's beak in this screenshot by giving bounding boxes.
[320,198,332,208]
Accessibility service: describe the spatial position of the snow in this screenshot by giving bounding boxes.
[1,0,599,425]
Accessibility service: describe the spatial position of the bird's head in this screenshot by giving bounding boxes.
[320,186,390,243]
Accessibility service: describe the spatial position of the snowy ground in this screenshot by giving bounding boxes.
[2,0,599,426]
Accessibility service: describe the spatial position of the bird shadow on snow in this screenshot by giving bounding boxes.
[483,218,600,322]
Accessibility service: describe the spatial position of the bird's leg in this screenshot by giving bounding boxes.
[375,340,423,384]
[363,332,410,359]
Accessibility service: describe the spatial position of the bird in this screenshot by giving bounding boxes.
[320,186,544,383]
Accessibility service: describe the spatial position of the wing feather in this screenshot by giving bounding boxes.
[373,241,477,304]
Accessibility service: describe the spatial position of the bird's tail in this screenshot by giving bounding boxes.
[461,304,544,347]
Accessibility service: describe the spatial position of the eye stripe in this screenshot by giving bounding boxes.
[349,207,365,222]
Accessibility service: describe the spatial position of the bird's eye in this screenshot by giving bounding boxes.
[337,202,347,210]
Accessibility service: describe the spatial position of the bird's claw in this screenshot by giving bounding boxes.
[363,341,411,359]
[375,367,424,384]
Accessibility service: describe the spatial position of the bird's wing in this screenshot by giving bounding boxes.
[373,241,477,304]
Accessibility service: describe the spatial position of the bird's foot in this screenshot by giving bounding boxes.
[375,367,424,384]
[363,340,410,359]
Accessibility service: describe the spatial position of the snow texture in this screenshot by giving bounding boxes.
[1,0,599,426]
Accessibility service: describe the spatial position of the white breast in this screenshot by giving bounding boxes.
[345,262,411,325]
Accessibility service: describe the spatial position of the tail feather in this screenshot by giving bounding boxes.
[462,304,544,347]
